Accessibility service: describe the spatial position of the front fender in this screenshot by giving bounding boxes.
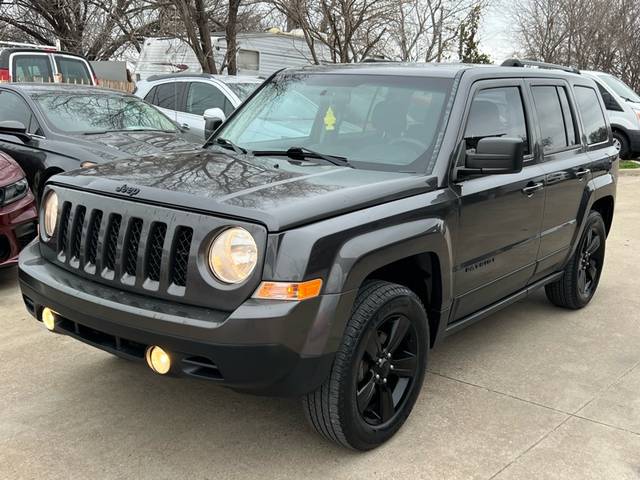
[262,188,457,351]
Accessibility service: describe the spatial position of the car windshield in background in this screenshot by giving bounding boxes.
[598,74,640,103]
[31,92,177,134]
[215,73,454,172]
[225,82,260,101]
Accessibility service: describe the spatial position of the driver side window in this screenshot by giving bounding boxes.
[464,87,529,154]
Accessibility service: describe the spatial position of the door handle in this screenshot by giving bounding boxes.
[575,168,590,180]
[180,123,190,130]
[521,182,544,197]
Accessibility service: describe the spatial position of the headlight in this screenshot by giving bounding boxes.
[0,178,28,206]
[42,190,59,238]
[208,227,258,284]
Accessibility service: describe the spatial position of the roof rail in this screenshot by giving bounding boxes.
[0,40,59,50]
[501,58,580,74]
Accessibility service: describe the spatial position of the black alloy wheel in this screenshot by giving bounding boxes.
[546,210,607,309]
[355,313,419,426]
[303,280,428,450]
[577,225,604,299]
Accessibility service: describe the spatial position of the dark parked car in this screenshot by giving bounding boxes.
[19,61,617,450]
[0,84,200,200]
[0,151,37,267]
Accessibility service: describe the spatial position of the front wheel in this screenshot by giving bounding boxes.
[303,281,429,450]
[545,210,606,309]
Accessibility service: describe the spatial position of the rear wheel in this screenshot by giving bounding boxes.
[545,210,606,309]
[303,280,428,450]
[612,130,630,159]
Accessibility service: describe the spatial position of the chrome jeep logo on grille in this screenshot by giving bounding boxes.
[115,184,140,197]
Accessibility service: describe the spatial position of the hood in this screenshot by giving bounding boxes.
[0,152,26,187]
[55,130,201,164]
[51,149,437,231]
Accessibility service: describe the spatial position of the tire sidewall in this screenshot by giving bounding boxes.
[339,289,429,450]
[613,131,630,159]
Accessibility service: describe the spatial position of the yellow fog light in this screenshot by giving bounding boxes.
[145,346,171,374]
[41,307,57,331]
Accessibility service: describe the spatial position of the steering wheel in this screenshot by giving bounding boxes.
[389,137,428,152]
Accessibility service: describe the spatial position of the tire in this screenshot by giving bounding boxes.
[545,210,606,309]
[613,131,630,160]
[303,280,429,450]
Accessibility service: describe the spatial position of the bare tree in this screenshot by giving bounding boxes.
[0,0,160,59]
[512,0,640,90]
[389,0,486,62]
[271,0,394,63]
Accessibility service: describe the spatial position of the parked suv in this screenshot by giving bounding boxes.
[19,61,617,450]
[581,70,640,159]
[0,42,97,85]
[135,73,262,142]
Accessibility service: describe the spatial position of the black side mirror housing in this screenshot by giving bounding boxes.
[0,120,31,142]
[203,107,226,141]
[458,137,525,178]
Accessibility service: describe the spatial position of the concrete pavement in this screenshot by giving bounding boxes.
[1,174,639,479]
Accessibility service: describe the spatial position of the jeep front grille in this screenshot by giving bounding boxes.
[55,203,192,293]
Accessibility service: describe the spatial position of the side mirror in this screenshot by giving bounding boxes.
[203,107,226,140]
[0,120,31,142]
[459,137,524,177]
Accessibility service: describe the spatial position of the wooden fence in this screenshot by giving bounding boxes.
[0,76,135,93]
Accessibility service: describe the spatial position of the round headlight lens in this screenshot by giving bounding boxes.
[209,227,258,284]
[43,190,59,238]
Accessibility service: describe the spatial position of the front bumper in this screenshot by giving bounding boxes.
[19,242,356,396]
[0,192,37,267]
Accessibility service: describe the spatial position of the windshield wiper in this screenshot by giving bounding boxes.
[253,146,353,168]
[209,137,250,155]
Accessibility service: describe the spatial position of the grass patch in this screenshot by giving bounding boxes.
[620,160,640,169]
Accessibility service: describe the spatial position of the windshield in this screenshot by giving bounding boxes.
[598,73,640,103]
[32,92,178,134]
[226,82,261,101]
[214,73,454,172]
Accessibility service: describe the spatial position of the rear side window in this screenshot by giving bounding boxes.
[144,86,157,104]
[531,86,577,152]
[574,86,608,145]
[54,56,92,84]
[532,86,566,152]
[464,86,529,153]
[186,82,231,116]
[12,55,53,82]
[154,83,182,110]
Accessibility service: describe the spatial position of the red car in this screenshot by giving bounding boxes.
[0,151,37,267]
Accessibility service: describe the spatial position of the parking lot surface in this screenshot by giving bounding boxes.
[1,174,639,480]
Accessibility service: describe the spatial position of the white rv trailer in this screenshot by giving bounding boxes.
[134,31,331,81]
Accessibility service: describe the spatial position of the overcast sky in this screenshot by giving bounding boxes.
[478,0,520,63]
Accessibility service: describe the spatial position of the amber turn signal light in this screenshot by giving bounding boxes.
[253,279,323,301]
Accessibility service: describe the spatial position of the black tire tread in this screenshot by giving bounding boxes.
[303,280,425,449]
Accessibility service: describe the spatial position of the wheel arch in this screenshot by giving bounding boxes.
[591,195,614,235]
[362,252,443,347]
[35,166,65,203]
